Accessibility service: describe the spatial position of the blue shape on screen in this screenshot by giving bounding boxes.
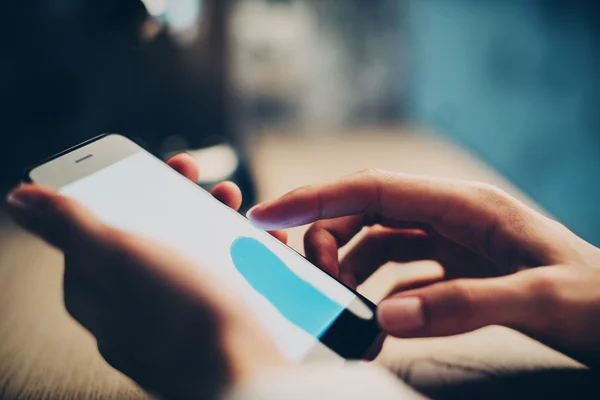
[230,237,345,338]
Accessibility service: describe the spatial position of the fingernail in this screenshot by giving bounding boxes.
[246,206,257,220]
[246,204,265,221]
[6,189,48,215]
[377,297,425,333]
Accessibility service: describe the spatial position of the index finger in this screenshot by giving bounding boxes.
[248,169,549,261]
[249,170,475,229]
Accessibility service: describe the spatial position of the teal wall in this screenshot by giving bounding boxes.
[407,0,600,245]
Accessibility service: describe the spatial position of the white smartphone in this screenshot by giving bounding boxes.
[26,134,381,362]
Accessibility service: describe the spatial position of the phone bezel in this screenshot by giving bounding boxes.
[24,134,382,360]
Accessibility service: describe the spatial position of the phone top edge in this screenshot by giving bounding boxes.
[22,133,111,183]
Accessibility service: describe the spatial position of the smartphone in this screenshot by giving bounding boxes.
[26,134,381,362]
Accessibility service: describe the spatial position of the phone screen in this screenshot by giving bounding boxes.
[48,145,378,361]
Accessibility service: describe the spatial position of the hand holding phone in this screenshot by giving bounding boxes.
[7,135,381,397]
[7,167,285,400]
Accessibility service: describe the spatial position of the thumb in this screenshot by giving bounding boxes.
[6,184,106,251]
[377,274,534,338]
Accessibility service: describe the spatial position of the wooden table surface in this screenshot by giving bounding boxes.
[0,130,582,399]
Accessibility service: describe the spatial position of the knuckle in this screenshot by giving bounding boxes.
[362,226,393,256]
[355,169,394,212]
[524,270,564,312]
[366,224,387,236]
[286,184,312,199]
[522,269,575,332]
[356,168,391,182]
[469,183,522,220]
[360,227,381,248]
[443,280,478,324]
[309,220,329,232]
[304,222,328,243]
[303,225,321,246]
[358,167,383,177]
[303,224,329,254]
[365,225,391,244]
[468,182,533,258]
[469,182,509,204]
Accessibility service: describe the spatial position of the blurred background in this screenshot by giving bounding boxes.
[1,2,600,397]
[1,0,599,244]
